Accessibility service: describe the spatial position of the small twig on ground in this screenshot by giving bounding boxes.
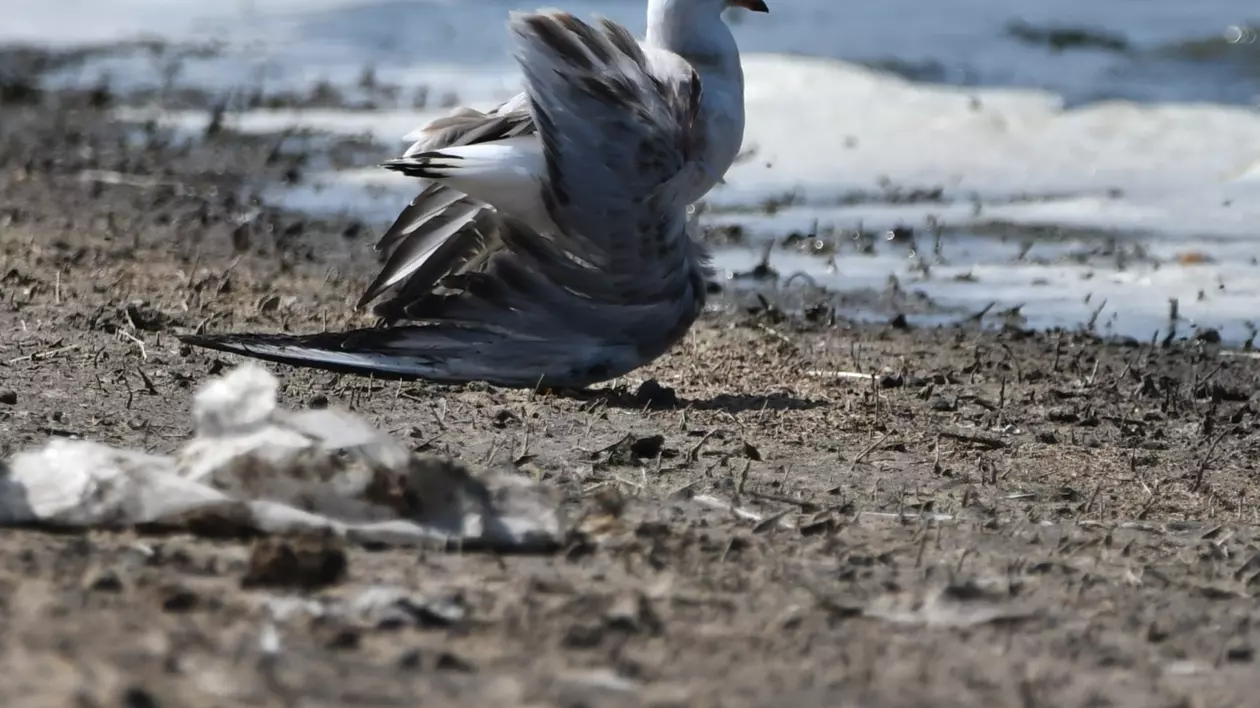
[118,330,148,360]
[747,490,821,512]
[939,427,1007,450]
[688,428,719,462]
[756,323,793,348]
[612,475,645,492]
[805,370,876,381]
[78,169,191,194]
[846,431,891,467]
[1075,480,1104,523]
[1191,361,1224,392]
[515,417,532,464]
[1192,430,1231,493]
[752,508,795,534]
[7,343,80,365]
[1082,358,1101,387]
[582,432,634,458]
[692,494,769,524]
[136,367,159,396]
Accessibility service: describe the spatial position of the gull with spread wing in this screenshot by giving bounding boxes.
[362,0,766,321]
[181,0,768,388]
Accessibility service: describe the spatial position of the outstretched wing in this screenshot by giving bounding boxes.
[359,94,536,318]
[181,11,712,389]
[508,10,707,302]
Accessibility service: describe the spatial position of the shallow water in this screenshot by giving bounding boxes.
[8,0,1260,106]
[710,227,1260,343]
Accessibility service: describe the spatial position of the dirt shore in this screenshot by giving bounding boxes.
[3,55,1260,708]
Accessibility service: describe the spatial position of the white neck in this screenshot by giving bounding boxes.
[645,0,748,203]
[645,0,743,79]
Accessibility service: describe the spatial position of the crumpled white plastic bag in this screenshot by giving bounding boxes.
[0,363,565,551]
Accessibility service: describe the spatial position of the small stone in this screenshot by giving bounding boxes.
[398,649,423,669]
[1195,328,1221,344]
[325,629,361,651]
[0,390,16,405]
[633,379,677,408]
[241,535,348,591]
[161,586,199,613]
[82,566,124,593]
[629,434,665,460]
[434,651,475,672]
[121,686,160,708]
[1226,645,1254,663]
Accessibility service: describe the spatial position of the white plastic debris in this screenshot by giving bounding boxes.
[0,363,565,550]
[259,585,467,628]
[192,362,279,437]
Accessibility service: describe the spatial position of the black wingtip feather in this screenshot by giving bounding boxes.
[179,331,430,382]
[380,156,462,180]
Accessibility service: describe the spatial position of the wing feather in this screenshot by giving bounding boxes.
[182,11,715,389]
[360,99,537,315]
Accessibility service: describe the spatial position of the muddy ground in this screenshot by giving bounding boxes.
[3,59,1260,708]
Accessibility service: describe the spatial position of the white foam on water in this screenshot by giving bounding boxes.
[724,56,1260,207]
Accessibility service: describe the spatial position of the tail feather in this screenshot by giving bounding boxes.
[380,138,547,229]
[381,152,465,180]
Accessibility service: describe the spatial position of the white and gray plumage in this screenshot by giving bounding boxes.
[181,1,768,388]
[358,0,766,321]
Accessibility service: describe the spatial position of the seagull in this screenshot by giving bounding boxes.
[362,0,767,321]
[181,0,768,389]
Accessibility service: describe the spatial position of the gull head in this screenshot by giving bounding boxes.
[652,0,770,20]
[647,0,767,61]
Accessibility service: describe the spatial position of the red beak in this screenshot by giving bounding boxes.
[731,0,770,12]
